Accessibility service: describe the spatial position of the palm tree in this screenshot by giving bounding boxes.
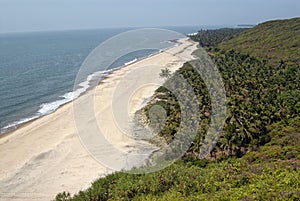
[159,68,172,79]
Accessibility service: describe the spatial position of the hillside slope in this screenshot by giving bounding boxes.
[219,17,300,66]
[55,18,300,201]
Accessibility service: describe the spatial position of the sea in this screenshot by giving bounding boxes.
[0,26,219,134]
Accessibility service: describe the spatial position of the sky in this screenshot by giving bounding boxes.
[0,0,299,33]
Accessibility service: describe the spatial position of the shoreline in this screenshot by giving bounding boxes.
[0,40,183,138]
[0,38,198,201]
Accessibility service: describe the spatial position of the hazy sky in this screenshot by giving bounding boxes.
[0,0,299,33]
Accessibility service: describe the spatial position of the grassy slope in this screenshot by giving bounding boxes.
[219,17,300,66]
[55,18,300,200]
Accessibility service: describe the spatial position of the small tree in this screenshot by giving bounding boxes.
[159,68,172,79]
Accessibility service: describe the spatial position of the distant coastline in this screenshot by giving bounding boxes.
[237,24,256,28]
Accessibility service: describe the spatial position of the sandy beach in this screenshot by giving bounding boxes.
[0,38,198,201]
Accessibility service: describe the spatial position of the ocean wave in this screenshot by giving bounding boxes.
[38,99,69,115]
[37,69,112,116]
[124,58,137,66]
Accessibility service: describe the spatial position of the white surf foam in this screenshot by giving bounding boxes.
[124,58,137,66]
[37,69,112,116]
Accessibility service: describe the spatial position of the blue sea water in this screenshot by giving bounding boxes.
[0,26,206,134]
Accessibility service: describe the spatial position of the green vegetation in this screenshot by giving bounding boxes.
[144,47,299,158]
[159,68,172,79]
[219,18,300,66]
[55,18,300,200]
[189,28,248,47]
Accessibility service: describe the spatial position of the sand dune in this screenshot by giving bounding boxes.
[0,38,197,201]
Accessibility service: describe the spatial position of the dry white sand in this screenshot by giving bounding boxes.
[0,38,198,201]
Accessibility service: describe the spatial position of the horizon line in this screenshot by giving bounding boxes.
[0,24,239,35]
